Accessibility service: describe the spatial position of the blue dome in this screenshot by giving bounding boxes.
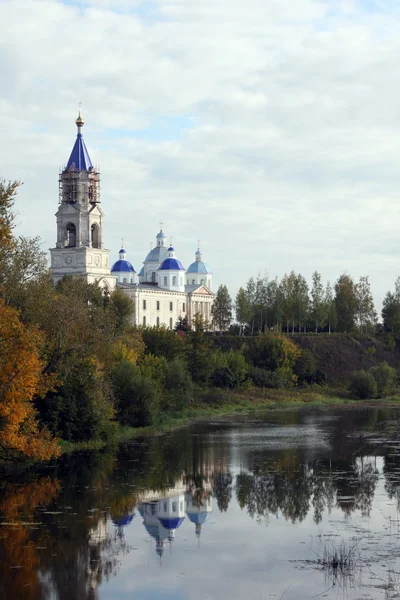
[139,266,145,276]
[144,246,168,263]
[168,246,174,251]
[158,517,185,530]
[112,514,135,527]
[119,248,126,254]
[111,259,136,273]
[66,133,93,171]
[186,512,210,526]
[158,258,185,271]
[186,261,212,274]
[156,231,166,239]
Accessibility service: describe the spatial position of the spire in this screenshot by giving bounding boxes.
[66,105,93,171]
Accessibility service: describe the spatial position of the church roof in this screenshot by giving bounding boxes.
[144,245,169,264]
[158,258,185,271]
[186,260,212,274]
[186,512,210,526]
[66,133,93,171]
[158,517,185,530]
[111,259,136,273]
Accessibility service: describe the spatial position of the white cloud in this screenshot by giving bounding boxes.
[1,0,400,310]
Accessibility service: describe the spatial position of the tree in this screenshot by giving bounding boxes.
[0,300,59,460]
[334,274,358,332]
[355,276,376,333]
[325,281,337,334]
[310,271,327,332]
[235,287,252,335]
[211,284,233,332]
[0,179,19,282]
[382,277,400,337]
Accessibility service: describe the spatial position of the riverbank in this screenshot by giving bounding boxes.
[58,385,400,453]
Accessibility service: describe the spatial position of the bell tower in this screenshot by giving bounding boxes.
[50,109,116,289]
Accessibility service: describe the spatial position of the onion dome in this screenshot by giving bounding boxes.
[186,512,210,526]
[112,513,135,527]
[186,246,212,274]
[144,227,168,264]
[111,245,136,274]
[158,517,185,530]
[66,107,93,171]
[158,247,185,271]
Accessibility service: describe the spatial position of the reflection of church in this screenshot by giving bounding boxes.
[50,110,215,328]
[138,487,213,558]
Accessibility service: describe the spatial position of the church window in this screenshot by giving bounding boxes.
[183,303,185,312]
[157,301,160,310]
[156,317,160,326]
[91,223,100,248]
[64,223,76,248]
[172,276,177,286]
[143,316,146,326]
[130,278,133,283]
[152,272,156,282]
[192,279,195,285]
[151,504,156,515]
[163,502,167,513]
[143,300,146,309]
[123,278,127,283]
[169,318,173,330]
[200,279,204,285]
[172,501,177,513]
[164,276,167,286]
[169,302,173,311]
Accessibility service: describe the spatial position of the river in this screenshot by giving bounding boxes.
[2,407,400,599]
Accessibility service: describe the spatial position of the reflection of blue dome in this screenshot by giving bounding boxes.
[144,522,161,539]
[186,261,211,274]
[144,246,168,263]
[112,513,135,527]
[158,517,185,529]
[158,258,185,271]
[111,259,136,273]
[186,512,210,526]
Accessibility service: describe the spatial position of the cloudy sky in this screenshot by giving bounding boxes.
[1,0,400,310]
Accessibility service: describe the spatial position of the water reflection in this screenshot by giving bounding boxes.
[1,407,400,599]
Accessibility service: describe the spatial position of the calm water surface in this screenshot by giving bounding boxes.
[2,407,400,599]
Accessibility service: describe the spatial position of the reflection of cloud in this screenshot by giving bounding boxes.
[2,0,400,305]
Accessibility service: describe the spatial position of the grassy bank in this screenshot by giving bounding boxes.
[58,385,400,453]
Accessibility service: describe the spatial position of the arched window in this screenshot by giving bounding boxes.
[64,223,76,248]
[172,276,177,286]
[169,318,173,330]
[143,316,146,326]
[164,276,167,286]
[152,272,156,282]
[192,279,195,285]
[123,278,127,283]
[200,279,204,285]
[156,317,160,326]
[130,278,133,283]
[91,223,100,248]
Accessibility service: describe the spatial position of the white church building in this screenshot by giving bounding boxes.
[50,110,215,328]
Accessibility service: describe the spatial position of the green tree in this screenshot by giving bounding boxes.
[355,276,376,333]
[235,287,252,335]
[310,271,327,332]
[211,284,233,332]
[382,278,400,337]
[334,274,358,332]
[325,281,337,334]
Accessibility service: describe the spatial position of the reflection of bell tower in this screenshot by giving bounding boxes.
[50,109,116,289]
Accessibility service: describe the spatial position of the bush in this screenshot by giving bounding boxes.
[248,366,294,389]
[210,366,237,388]
[249,366,271,387]
[161,357,193,410]
[110,360,160,427]
[245,332,301,371]
[349,370,377,399]
[369,361,397,397]
[294,349,327,386]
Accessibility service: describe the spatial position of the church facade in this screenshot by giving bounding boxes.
[50,111,215,328]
